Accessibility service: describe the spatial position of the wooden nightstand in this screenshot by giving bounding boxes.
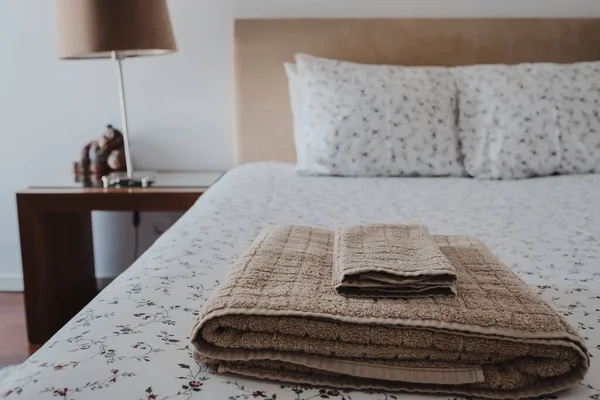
[16,171,224,345]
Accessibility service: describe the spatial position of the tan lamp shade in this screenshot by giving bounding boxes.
[56,0,177,59]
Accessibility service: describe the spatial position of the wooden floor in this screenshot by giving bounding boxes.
[0,293,37,367]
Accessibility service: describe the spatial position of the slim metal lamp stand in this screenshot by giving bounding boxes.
[102,51,154,188]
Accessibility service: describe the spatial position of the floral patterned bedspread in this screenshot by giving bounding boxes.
[2,162,599,400]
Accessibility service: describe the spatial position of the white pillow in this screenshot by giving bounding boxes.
[293,54,464,177]
[454,62,600,179]
[284,62,303,148]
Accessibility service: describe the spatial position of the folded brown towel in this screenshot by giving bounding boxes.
[191,226,589,399]
[333,224,456,297]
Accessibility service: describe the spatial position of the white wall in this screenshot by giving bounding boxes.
[0,0,234,290]
[235,0,600,18]
[2,0,600,290]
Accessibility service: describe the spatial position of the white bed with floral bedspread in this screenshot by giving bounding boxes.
[1,163,599,399]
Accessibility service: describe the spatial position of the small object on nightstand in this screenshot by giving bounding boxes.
[73,169,103,188]
[74,125,128,177]
[107,148,126,171]
[101,174,154,188]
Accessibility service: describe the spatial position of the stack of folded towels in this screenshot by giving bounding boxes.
[191,224,589,399]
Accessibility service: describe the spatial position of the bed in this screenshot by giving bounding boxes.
[2,19,600,399]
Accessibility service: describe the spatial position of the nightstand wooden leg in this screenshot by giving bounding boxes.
[17,196,97,345]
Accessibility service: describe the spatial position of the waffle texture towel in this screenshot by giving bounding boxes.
[333,224,456,297]
[191,226,589,399]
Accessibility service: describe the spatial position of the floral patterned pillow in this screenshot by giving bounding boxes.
[454,62,600,179]
[284,63,302,141]
[294,54,464,177]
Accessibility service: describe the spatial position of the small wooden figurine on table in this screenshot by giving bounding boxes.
[74,125,128,186]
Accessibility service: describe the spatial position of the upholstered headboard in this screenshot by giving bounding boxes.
[234,18,600,164]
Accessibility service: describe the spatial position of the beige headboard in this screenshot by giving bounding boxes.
[235,18,600,164]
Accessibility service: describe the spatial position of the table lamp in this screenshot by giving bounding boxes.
[56,0,177,187]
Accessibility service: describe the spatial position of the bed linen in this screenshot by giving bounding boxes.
[454,61,600,180]
[1,162,599,400]
[293,54,464,177]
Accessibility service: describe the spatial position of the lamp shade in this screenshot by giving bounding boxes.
[56,0,177,59]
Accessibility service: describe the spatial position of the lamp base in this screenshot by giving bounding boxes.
[102,172,154,188]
